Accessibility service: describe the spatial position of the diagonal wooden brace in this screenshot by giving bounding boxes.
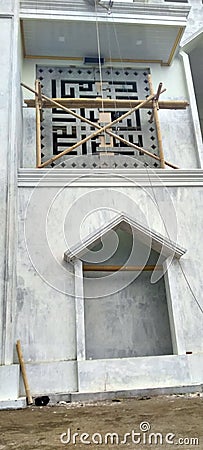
[38,94,156,167]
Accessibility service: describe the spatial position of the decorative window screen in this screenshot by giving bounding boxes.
[37,66,159,168]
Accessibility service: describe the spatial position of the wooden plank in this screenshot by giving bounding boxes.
[24,98,189,110]
[148,75,165,169]
[99,112,112,123]
[83,265,162,271]
[98,112,114,148]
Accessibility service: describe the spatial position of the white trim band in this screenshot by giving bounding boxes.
[18,168,203,187]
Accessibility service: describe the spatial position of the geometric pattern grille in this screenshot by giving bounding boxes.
[37,66,159,168]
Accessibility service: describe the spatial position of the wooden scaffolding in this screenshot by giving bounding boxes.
[22,74,189,169]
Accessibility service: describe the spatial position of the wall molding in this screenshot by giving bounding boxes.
[18,168,203,187]
[0,14,14,18]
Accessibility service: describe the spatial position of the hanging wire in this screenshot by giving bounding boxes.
[145,168,203,316]
[111,13,134,111]
[105,15,117,112]
[95,0,104,112]
[101,17,115,152]
[105,16,122,149]
[92,1,203,317]
[178,261,203,314]
[110,11,143,143]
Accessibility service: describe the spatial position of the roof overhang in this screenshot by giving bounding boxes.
[20,1,190,66]
[181,29,203,135]
[64,212,186,262]
[181,27,203,53]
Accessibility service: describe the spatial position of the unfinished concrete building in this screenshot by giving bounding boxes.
[0,0,203,407]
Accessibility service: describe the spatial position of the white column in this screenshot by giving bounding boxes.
[0,0,20,364]
[180,50,203,168]
[74,259,86,361]
[164,258,186,355]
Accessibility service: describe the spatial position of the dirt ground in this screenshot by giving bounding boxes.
[0,394,202,449]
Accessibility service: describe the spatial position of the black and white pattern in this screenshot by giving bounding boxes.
[37,66,159,168]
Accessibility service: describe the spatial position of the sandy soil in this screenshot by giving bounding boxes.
[0,394,202,449]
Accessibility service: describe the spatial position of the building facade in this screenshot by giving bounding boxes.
[0,0,203,405]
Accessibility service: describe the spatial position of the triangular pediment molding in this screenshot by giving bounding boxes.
[64,212,186,262]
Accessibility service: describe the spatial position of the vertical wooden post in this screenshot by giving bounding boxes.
[74,259,86,361]
[35,79,41,168]
[148,74,165,169]
[16,340,33,405]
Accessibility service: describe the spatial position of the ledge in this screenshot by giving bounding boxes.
[70,384,202,402]
[0,13,14,18]
[18,168,203,187]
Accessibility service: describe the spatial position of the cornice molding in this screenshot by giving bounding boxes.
[20,1,190,22]
[0,13,14,18]
[18,168,203,187]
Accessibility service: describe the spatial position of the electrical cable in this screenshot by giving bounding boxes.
[110,11,144,146]
[178,260,203,315]
[105,15,116,111]
[95,0,104,112]
[93,0,203,317]
[145,167,203,316]
[111,13,134,111]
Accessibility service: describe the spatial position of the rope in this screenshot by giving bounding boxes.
[111,13,134,112]
[105,15,116,112]
[95,0,104,112]
[110,12,140,138]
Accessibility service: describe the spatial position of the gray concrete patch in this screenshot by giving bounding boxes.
[0,397,26,411]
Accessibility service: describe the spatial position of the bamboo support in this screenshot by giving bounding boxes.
[35,80,41,167]
[149,82,163,123]
[83,265,162,271]
[155,82,163,110]
[21,82,179,169]
[148,75,165,169]
[16,340,33,405]
[38,109,177,167]
[24,98,189,110]
[37,94,156,168]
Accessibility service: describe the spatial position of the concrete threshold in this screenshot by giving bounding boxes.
[0,397,26,410]
[1,385,202,410]
[49,384,203,405]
